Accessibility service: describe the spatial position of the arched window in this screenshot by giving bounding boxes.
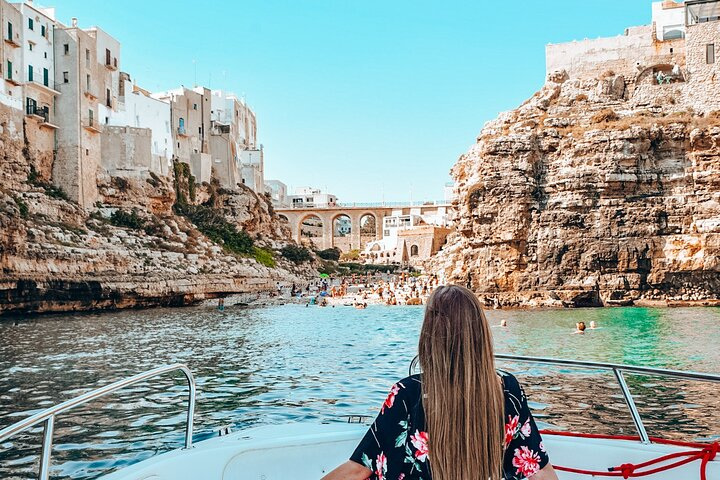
[178,117,185,134]
[410,245,419,257]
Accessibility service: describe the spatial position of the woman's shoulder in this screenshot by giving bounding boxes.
[497,369,523,393]
[394,374,422,396]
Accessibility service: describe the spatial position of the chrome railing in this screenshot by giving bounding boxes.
[0,364,196,480]
[495,354,720,445]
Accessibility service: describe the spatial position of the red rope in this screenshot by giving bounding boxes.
[538,430,719,479]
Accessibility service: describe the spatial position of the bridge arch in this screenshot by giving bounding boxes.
[299,214,324,249]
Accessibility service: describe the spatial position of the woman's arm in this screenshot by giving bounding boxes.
[530,463,559,480]
[321,460,371,480]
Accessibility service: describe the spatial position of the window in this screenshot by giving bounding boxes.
[6,60,11,80]
[85,48,90,67]
[28,18,33,30]
[86,74,90,90]
[63,43,69,55]
[88,109,94,126]
[28,65,33,82]
[410,245,419,257]
[106,88,111,107]
[86,149,89,156]
[43,67,48,87]
[26,97,37,115]
[44,52,47,59]
[7,21,12,41]
[41,25,45,37]
[63,71,68,83]
[28,42,33,51]
[708,44,716,64]
[105,48,111,66]
[193,103,198,110]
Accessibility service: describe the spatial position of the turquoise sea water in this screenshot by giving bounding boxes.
[1,305,719,479]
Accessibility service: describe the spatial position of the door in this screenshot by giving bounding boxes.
[43,68,49,87]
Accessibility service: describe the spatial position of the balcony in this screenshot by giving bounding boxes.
[177,126,188,137]
[4,37,20,48]
[5,76,21,86]
[83,118,102,134]
[25,80,61,96]
[25,104,58,129]
[104,59,118,71]
[84,90,98,101]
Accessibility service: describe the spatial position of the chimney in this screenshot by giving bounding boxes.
[71,17,78,27]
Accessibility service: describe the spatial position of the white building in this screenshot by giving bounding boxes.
[364,207,452,258]
[264,179,289,207]
[287,187,338,209]
[107,75,173,175]
[652,1,687,41]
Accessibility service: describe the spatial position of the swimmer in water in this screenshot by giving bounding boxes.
[590,321,597,329]
[574,322,587,334]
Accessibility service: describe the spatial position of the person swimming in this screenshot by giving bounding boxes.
[590,321,597,329]
[574,322,587,334]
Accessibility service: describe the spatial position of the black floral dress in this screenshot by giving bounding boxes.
[350,371,549,480]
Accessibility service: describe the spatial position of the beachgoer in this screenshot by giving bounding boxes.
[322,285,557,480]
[574,322,586,334]
[217,298,225,312]
[589,321,597,329]
[500,319,507,327]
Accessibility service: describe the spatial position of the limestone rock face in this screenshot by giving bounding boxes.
[0,106,314,315]
[434,77,720,308]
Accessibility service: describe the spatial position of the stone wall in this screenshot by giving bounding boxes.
[100,125,153,176]
[685,21,720,111]
[546,25,685,87]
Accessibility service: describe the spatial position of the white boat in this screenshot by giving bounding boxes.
[1,356,718,480]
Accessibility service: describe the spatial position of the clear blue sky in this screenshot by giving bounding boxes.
[54,1,649,202]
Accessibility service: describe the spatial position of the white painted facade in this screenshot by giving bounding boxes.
[18,1,55,87]
[265,179,289,207]
[109,78,173,175]
[89,26,121,124]
[1,0,25,110]
[652,1,686,41]
[240,147,263,192]
[288,187,338,209]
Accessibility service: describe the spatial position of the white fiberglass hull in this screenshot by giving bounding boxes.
[99,423,719,480]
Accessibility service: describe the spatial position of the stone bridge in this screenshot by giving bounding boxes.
[276,203,451,252]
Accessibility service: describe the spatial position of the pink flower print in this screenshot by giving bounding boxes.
[410,430,429,462]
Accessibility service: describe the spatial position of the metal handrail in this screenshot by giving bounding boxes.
[495,354,720,445]
[0,364,196,480]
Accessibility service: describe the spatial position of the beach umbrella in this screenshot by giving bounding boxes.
[319,273,330,278]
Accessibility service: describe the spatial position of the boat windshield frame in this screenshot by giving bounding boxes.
[495,354,720,445]
[2,356,720,480]
[0,364,195,480]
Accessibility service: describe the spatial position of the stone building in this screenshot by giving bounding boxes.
[105,75,173,176]
[152,86,212,183]
[546,0,720,111]
[265,179,289,207]
[0,0,24,111]
[208,89,262,191]
[53,19,103,208]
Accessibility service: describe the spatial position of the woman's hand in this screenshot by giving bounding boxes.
[530,463,559,480]
[321,460,371,480]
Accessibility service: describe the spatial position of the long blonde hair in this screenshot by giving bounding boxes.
[418,285,504,480]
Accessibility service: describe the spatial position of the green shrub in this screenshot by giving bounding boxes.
[174,203,254,255]
[26,165,68,200]
[317,247,341,261]
[13,196,29,218]
[253,247,276,268]
[110,209,146,230]
[281,244,312,264]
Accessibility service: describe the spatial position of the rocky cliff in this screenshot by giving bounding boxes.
[434,72,720,308]
[0,108,314,315]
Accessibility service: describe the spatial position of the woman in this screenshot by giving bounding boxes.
[322,285,557,480]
